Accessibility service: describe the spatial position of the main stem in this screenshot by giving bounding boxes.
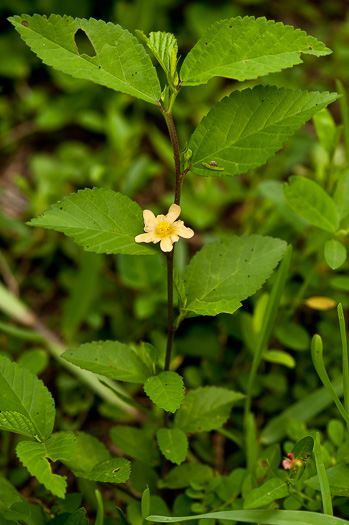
[162,102,184,371]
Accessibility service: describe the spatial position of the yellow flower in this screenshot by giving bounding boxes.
[135,204,194,252]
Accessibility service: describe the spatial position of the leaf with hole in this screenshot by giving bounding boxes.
[9,15,161,105]
[73,458,131,484]
[180,16,331,86]
[188,86,338,177]
[0,355,55,441]
[144,372,185,413]
[175,386,245,433]
[183,235,286,317]
[28,188,157,256]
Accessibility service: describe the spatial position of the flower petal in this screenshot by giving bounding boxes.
[160,237,173,252]
[173,221,194,239]
[166,204,181,224]
[170,235,179,243]
[143,210,157,231]
[135,232,159,243]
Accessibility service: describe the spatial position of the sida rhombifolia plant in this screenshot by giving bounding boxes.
[1,12,343,522]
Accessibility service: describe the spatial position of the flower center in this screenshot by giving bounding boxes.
[155,220,174,238]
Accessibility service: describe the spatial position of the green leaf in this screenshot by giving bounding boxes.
[334,169,349,221]
[156,428,188,465]
[313,108,342,160]
[292,436,314,460]
[306,464,349,497]
[243,478,289,509]
[110,426,159,466]
[65,508,89,525]
[28,188,157,256]
[175,387,244,433]
[2,501,35,525]
[62,340,154,383]
[183,235,286,317]
[62,431,110,473]
[188,86,338,177]
[324,240,347,269]
[74,458,131,484]
[144,372,185,413]
[263,350,295,368]
[180,16,331,86]
[158,463,213,489]
[137,31,177,78]
[141,488,151,520]
[9,15,161,105]
[0,474,24,514]
[16,433,76,498]
[0,355,55,441]
[148,509,349,524]
[283,176,339,232]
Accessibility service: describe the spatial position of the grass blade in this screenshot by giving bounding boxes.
[338,303,349,435]
[314,433,333,515]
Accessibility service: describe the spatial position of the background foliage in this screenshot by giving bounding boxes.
[2,0,349,523]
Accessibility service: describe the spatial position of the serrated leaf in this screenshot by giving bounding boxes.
[156,428,188,465]
[16,433,76,498]
[65,508,89,525]
[324,240,347,269]
[74,458,131,484]
[9,15,161,105]
[0,355,55,441]
[188,86,338,177]
[283,176,339,232]
[137,30,177,78]
[110,425,159,466]
[62,340,154,383]
[144,372,185,413]
[181,16,331,86]
[243,478,289,509]
[175,387,245,433]
[183,235,286,317]
[28,188,157,255]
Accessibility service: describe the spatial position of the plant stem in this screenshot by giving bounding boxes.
[159,97,188,371]
[165,251,175,371]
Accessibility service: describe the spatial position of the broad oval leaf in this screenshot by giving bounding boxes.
[62,431,111,473]
[324,240,347,269]
[0,474,24,514]
[174,386,245,433]
[9,15,161,105]
[306,464,349,497]
[158,463,213,489]
[28,188,157,255]
[188,86,338,177]
[110,425,159,466]
[292,436,314,460]
[283,176,339,232]
[243,478,289,509]
[74,458,131,484]
[16,432,76,498]
[62,340,154,383]
[0,355,55,441]
[156,428,188,465]
[183,235,286,317]
[180,16,331,86]
[144,371,185,413]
